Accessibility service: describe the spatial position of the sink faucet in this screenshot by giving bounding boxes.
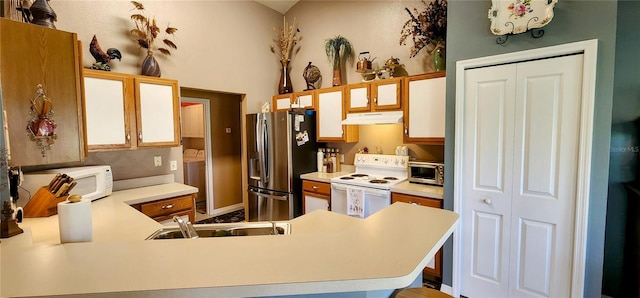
[173,216,199,239]
[270,222,279,235]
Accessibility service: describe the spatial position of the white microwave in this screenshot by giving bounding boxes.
[19,165,113,205]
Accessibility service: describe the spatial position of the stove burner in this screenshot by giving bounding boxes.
[351,174,369,178]
[340,177,355,180]
[383,177,398,180]
[369,179,389,184]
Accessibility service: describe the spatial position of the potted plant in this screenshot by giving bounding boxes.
[400,0,447,71]
[129,1,178,77]
[324,35,353,86]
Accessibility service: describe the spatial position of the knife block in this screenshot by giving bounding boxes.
[23,186,69,218]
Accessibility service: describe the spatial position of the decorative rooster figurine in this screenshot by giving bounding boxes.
[89,35,122,71]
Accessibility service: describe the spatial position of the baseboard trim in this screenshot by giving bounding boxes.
[210,203,243,216]
[440,284,453,296]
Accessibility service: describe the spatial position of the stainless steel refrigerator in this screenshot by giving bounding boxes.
[246,110,319,221]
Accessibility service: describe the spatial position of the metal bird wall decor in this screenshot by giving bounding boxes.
[89,35,122,71]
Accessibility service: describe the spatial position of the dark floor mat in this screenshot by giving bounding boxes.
[197,209,245,224]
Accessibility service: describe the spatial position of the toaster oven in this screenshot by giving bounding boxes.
[408,161,444,186]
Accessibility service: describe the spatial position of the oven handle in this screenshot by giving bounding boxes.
[330,183,390,196]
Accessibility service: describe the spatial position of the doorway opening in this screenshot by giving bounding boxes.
[180,88,243,221]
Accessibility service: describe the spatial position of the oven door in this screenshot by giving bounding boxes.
[330,183,391,218]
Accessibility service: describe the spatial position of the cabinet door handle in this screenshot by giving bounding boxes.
[312,185,319,190]
[161,204,175,209]
[138,132,143,142]
[126,132,131,143]
[483,198,492,205]
[404,126,409,136]
[366,97,370,107]
[374,96,378,106]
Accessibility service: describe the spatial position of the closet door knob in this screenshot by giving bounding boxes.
[483,198,492,205]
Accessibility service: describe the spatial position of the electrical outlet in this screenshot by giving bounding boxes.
[170,160,177,171]
[154,156,162,167]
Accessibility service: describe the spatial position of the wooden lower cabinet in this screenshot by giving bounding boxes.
[391,192,443,281]
[302,180,331,213]
[131,194,196,224]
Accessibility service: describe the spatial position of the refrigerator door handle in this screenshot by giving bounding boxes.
[256,114,266,187]
[257,114,270,186]
[248,189,288,201]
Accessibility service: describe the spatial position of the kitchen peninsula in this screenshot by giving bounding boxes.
[1,182,458,297]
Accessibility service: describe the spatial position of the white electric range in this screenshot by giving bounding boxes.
[330,154,409,218]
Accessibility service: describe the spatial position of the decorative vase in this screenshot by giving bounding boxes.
[29,0,57,29]
[432,45,446,71]
[141,51,161,77]
[278,60,293,94]
[332,68,342,86]
[331,53,343,86]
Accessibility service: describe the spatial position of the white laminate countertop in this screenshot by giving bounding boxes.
[391,182,444,200]
[299,164,355,182]
[0,182,458,297]
[300,168,444,200]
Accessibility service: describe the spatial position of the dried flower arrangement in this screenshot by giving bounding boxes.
[129,1,178,56]
[400,0,447,58]
[271,16,299,63]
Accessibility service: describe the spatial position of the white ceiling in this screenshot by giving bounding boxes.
[255,0,299,14]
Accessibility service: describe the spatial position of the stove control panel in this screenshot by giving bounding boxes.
[354,154,408,168]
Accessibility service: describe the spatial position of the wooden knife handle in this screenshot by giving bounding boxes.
[55,183,69,197]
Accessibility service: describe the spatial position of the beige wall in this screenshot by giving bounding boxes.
[328,125,444,165]
[52,0,438,112]
[285,0,440,91]
[53,0,282,114]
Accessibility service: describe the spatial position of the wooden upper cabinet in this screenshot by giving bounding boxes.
[272,93,293,111]
[83,69,180,150]
[316,86,358,143]
[83,70,135,150]
[1,19,85,166]
[135,76,180,147]
[272,90,316,111]
[403,72,446,144]
[181,104,204,138]
[345,78,402,113]
[291,90,316,110]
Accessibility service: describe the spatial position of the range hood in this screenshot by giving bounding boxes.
[341,111,403,125]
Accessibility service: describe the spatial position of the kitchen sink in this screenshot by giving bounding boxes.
[146,222,290,240]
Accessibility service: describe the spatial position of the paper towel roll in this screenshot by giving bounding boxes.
[57,199,93,243]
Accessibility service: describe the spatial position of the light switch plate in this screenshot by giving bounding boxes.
[154,156,162,167]
[170,160,177,171]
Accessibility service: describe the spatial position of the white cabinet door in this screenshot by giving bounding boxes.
[460,54,584,298]
[304,194,329,213]
[135,77,180,147]
[408,76,445,138]
[372,78,402,111]
[84,76,129,147]
[296,93,314,108]
[317,87,345,141]
[346,83,370,113]
[275,97,292,110]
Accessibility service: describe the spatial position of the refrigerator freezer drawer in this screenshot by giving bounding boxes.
[247,187,292,222]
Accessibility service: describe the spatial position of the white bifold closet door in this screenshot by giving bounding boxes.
[460,54,583,297]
